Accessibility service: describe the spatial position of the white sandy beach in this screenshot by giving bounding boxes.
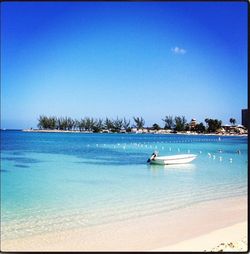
[153,222,247,252]
[1,196,247,252]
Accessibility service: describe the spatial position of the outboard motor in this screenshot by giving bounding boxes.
[147,152,157,163]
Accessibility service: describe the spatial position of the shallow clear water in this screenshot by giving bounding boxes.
[1,131,247,240]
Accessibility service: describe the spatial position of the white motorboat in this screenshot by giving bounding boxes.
[147,152,197,165]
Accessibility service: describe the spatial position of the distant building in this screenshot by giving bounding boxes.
[189,118,197,130]
[221,124,231,132]
[242,109,249,129]
[131,128,137,133]
[120,129,126,133]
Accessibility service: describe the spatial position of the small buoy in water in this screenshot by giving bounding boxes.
[236,150,241,154]
[229,158,233,163]
[218,149,222,153]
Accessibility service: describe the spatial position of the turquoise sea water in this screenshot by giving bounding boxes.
[1,131,247,240]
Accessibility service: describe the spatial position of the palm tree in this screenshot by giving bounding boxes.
[113,117,123,132]
[79,118,86,132]
[133,117,145,130]
[104,117,114,131]
[61,117,68,130]
[37,115,43,129]
[73,119,80,131]
[49,116,57,129]
[37,115,57,129]
[84,117,95,131]
[93,118,103,133]
[67,117,74,130]
[229,118,236,126]
[174,116,187,131]
[122,118,131,132]
[162,115,173,129]
[37,115,45,129]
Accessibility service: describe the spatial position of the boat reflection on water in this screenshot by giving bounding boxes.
[163,163,196,171]
[148,163,196,175]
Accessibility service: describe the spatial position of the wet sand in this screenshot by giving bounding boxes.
[2,196,247,251]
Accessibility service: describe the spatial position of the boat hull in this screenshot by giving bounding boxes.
[149,154,197,165]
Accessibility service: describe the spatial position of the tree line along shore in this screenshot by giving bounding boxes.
[23,115,247,135]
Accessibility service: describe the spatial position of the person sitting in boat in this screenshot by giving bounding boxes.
[147,151,158,162]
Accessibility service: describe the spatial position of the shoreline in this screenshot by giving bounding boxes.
[153,222,248,252]
[20,128,248,137]
[2,195,247,251]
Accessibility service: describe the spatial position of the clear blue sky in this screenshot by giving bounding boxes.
[1,1,248,129]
